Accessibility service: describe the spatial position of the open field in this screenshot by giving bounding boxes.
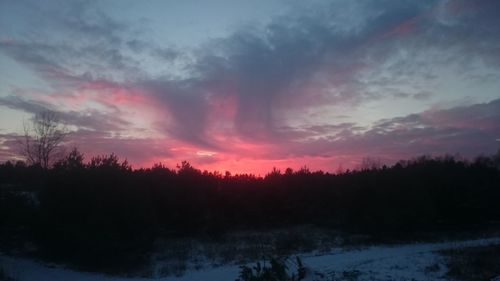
[2,234,500,281]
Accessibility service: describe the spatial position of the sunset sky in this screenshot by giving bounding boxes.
[1,0,499,174]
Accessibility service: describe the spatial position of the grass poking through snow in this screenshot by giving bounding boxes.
[441,244,500,281]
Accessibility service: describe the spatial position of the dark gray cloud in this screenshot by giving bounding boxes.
[143,79,216,149]
[171,3,404,140]
[0,0,144,88]
[0,130,169,166]
[0,95,131,133]
[0,133,21,161]
[69,129,170,165]
[268,98,500,160]
[162,0,500,144]
[152,47,183,62]
[0,95,50,114]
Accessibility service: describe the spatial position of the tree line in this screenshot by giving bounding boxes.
[1,149,500,272]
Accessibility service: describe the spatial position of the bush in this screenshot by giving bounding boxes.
[236,257,306,281]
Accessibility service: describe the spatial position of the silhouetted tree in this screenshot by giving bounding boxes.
[20,111,67,169]
[2,150,500,272]
[53,147,84,170]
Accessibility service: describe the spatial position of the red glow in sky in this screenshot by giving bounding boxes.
[1,0,500,173]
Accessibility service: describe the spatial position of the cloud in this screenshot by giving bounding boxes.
[0,95,131,133]
[164,0,500,144]
[129,0,437,144]
[0,130,170,167]
[68,129,170,166]
[0,95,51,114]
[287,98,500,161]
[1,0,500,172]
[0,133,21,161]
[201,98,500,164]
[0,0,145,88]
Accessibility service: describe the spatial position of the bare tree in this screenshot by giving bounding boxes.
[20,111,68,169]
[359,157,382,171]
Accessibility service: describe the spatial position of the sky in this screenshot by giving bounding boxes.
[1,0,500,174]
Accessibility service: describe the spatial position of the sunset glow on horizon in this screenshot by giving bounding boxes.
[1,0,500,174]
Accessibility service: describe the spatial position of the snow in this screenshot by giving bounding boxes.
[299,236,500,280]
[2,237,500,281]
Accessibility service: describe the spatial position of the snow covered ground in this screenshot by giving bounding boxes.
[2,237,500,281]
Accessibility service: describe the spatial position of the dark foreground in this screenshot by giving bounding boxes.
[1,150,500,276]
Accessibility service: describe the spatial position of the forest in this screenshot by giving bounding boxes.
[1,150,500,272]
